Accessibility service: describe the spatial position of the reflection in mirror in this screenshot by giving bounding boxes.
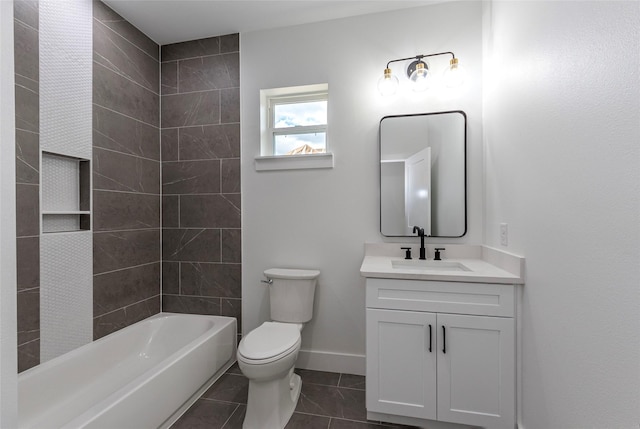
[380,111,466,237]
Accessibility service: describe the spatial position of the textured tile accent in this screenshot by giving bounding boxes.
[161,37,220,62]
[93,148,160,193]
[93,263,160,317]
[94,62,159,127]
[161,91,220,128]
[93,0,158,60]
[93,295,160,340]
[162,228,221,262]
[162,160,221,195]
[181,263,241,298]
[93,19,159,93]
[40,231,93,362]
[40,0,92,159]
[94,230,160,274]
[179,124,240,160]
[93,105,160,160]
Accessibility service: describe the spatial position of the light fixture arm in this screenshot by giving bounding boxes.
[385,51,455,69]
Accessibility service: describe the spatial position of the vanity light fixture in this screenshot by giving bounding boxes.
[378,52,464,96]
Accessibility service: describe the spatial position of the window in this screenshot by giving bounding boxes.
[270,94,327,155]
[257,84,333,171]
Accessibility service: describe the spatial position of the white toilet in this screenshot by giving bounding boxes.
[237,268,320,429]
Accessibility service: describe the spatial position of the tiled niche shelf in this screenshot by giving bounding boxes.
[41,152,91,233]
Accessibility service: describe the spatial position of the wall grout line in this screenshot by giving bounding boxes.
[93,60,160,97]
[93,145,161,163]
[93,261,160,276]
[93,103,160,130]
[93,17,158,64]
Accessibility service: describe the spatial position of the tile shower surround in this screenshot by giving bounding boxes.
[92,0,161,340]
[160,35,242,332]
[14,0,241,370]
[14,0,41,372]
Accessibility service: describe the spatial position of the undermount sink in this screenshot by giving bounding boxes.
[391,259,471,272]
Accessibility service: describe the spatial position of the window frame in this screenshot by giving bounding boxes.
[257,83,333,171]
[268,92,328,156]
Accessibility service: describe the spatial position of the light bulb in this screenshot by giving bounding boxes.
[443,58,465,88]
[409,62,430,92]
[377,68,399,96]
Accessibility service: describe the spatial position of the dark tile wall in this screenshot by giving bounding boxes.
[160,36,242,332]
[92,1,161,339]
[14,0,40,373]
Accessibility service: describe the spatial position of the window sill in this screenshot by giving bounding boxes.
[254,153,334,171]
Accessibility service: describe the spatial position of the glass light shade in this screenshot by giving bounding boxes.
[443,58,466,88]
[377,68,399,96]
[409,63,430,92]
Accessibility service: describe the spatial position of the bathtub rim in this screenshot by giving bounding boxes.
[18,312,238,429]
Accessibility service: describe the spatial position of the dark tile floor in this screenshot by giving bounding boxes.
[170,364,414,429]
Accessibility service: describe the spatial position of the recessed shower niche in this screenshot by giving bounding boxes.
[41,152,91,233]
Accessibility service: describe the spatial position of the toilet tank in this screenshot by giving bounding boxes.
[265,268,320,323]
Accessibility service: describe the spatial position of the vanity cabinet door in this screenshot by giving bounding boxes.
[366,308,437,420]
[437,313,515,429]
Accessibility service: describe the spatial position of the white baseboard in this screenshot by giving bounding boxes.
[296,349,365,376]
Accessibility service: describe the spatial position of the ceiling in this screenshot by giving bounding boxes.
[101,0,439,45]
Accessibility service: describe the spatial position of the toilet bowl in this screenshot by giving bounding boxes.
[237,322,303,429]
[237,268,319,429]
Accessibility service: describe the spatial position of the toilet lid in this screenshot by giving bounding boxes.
[238,322,301,361]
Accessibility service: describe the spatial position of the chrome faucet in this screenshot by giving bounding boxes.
[412,226,427,260]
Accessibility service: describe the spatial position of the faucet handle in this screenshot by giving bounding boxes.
[401,247,412,260]
[434,248,445,261]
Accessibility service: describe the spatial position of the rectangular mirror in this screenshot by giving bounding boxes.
[380,111,467,237]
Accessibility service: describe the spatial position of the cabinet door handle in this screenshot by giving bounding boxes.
[442,325,446,354]
[428,324,432,352]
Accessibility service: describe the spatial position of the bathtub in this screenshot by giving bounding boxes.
[18,312,237,429]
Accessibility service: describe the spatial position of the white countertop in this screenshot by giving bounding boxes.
[360,243,525,284]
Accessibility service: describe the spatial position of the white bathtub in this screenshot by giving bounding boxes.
[18,312,237,429]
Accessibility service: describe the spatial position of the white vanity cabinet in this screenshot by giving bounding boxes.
[365,278,516,429]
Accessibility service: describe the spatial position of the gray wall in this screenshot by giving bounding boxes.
[160,36,242,334]
[14,0,40,372]
[13,0,242,372]
[91,1,161,339]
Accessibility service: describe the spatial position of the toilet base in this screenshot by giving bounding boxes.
[242,368,302,429]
